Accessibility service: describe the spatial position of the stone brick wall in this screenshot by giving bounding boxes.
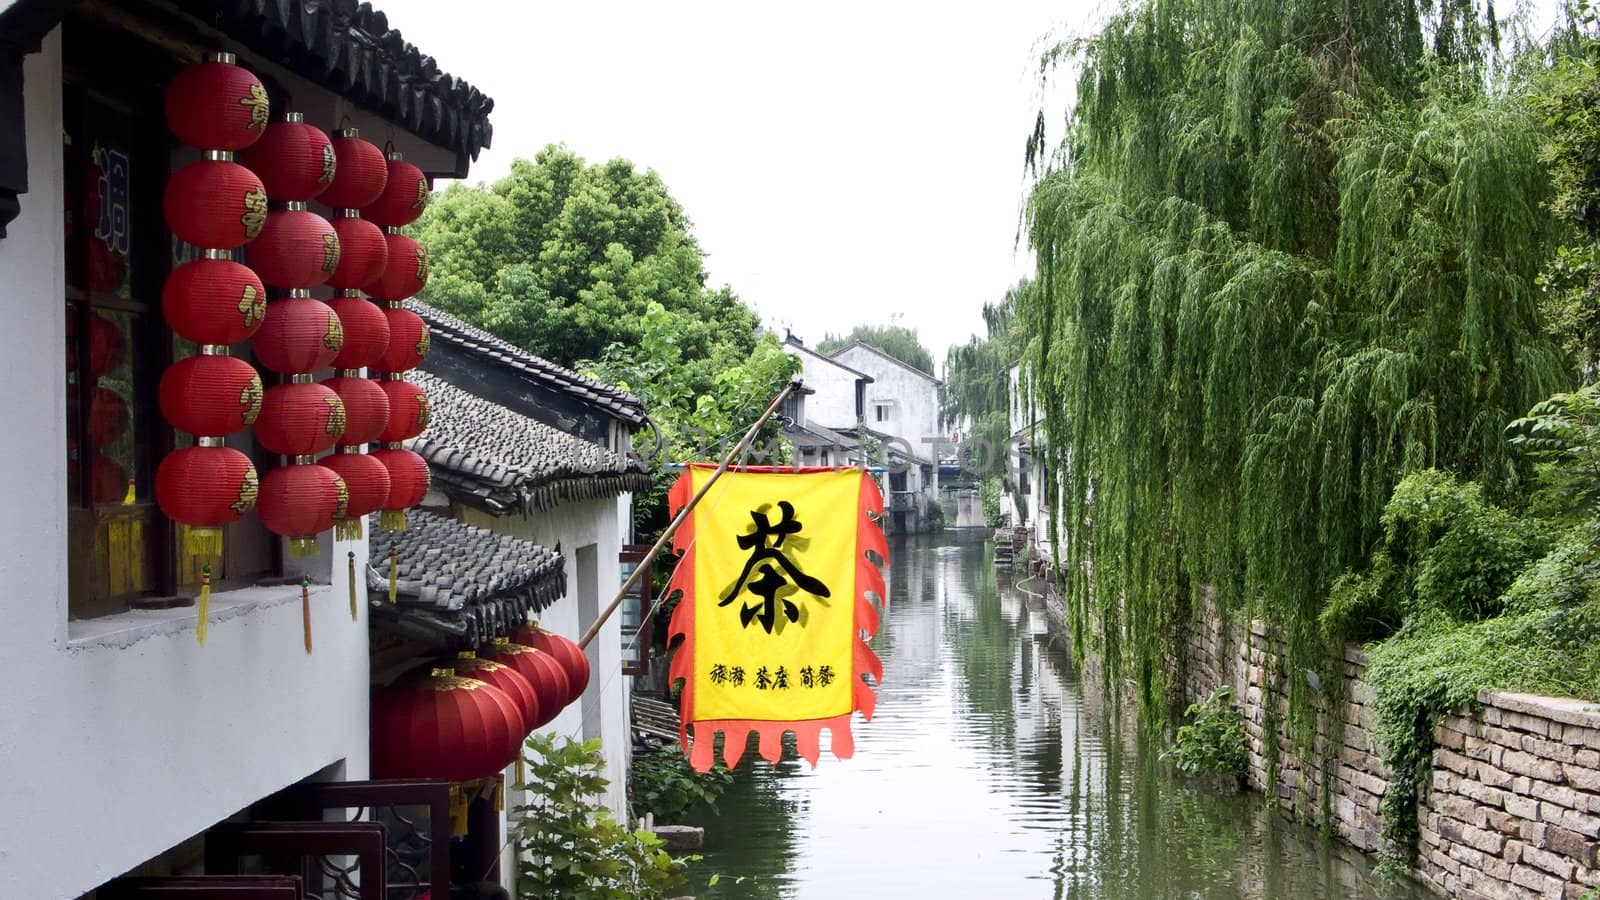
[1176,595,1600,898]
[1421,692,1600,900]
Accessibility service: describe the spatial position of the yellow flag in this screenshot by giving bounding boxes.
[666,465,887,771]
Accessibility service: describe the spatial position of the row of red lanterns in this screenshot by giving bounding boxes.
[371,625,592,784]
[151,52,435,641]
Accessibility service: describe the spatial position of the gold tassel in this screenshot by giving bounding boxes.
[347,551,358,622]
[380,509,406,532]
[450,785,469,837]
[493,776,504,812]
[335,518,363,541]
[388,541,398,603]
[514,755,526,788]
[301,576,313,655]
[186,527,222,558]
[196,565,211,646]
[289,536,319,557]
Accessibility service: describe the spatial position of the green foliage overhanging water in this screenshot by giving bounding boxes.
[1019,0,1580,846]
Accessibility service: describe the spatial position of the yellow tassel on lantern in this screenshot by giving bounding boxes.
[196,564,212,646]
[335,518,363,541]
[186,526,223,558]
[301,576,313,655]
[493,776,504,812]
[514,755,526,788]
[449,785,469,837]
[380,509,407,532]
[347,551,358,622]
[388,541,398,603]
[122,478,136,505]
[289,536,319,557]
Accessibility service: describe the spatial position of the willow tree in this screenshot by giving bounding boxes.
[1023,0,1569,774]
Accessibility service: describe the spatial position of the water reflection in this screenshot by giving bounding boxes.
[685,532,1425,899]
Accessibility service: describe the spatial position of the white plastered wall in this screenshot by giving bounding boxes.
[0,31,371,900]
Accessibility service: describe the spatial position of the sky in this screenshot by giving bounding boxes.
[372,0,1102,368]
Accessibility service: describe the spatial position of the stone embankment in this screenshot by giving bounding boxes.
[1047,580,1600,900]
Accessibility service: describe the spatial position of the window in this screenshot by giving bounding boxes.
[63,19,279,619]
[873,402,893,423]
[618,544,653,676]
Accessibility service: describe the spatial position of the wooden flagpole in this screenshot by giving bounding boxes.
[576,379,801,650]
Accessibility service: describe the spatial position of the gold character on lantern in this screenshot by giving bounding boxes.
[412,178,429,212]
[415,325,430,360]
[332,477,350,520]
[323,395,346,437]
[240,187,268,240]
[414,246,431,284]
[323,312,344,351]
[237,284,265,330]
[416,392,431,430]
[239,375,264,425]
[230,467,260,516]
[239,83,270,132]
[317,143,336,185]
[320,232,341,274]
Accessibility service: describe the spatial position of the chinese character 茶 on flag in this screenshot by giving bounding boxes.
[666,465,887,772]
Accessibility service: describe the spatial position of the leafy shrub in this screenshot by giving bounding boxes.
[1162,687,1248,781]
[630,745,733,823]
[515,734,692,899]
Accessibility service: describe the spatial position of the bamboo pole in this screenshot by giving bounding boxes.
[576,380,801,650]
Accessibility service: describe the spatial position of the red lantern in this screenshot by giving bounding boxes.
[249,208,340,289]
[327,294,391,370]
[376,307,430,374]
[515,624,591,708]
[162,256,266,345]
[91,453,128,505]
[164,54,269,152]
[163,159,268,249]
[367,233,430,301]
[241,113,335,201]
[253,295,343,374]
[255,382,345,456]
[257,463,348,553]
[452,653,539,737]
[320,449,391,537]
[327,217,388,290]
[371,446,430,531]
[156,444,259,556]
[370,668,523,782]
[323,130,389,210]
[86,312,126,380]
[87,386,128,447]
[158,354,263,437]
[481,640,571,729]
[377,379,431,442]
[324,374,390,445]
[364,155,430,228]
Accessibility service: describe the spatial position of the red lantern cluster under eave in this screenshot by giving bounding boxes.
[370,669,523,783]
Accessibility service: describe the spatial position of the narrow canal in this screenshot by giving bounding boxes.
[684,530,1430,899]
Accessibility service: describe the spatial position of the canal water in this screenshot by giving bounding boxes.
[682,530,1430,899]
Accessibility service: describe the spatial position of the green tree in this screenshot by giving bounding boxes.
[1021,0,1569,792]
[945,282,1028,488]
[414,144,749,369]
[817,323,936,375]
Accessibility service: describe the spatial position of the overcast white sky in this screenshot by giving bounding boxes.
[373,0,1100,368]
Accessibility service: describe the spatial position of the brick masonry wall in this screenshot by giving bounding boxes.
[1177,595,1600,898]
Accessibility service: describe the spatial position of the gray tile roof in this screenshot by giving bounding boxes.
[366,510,565,648]
[408,300,646,425]
[408,370,653,515]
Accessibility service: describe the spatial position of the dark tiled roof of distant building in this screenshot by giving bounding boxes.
[366,510,564,648]
[409,300,646,425]
[409,370,652,515]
